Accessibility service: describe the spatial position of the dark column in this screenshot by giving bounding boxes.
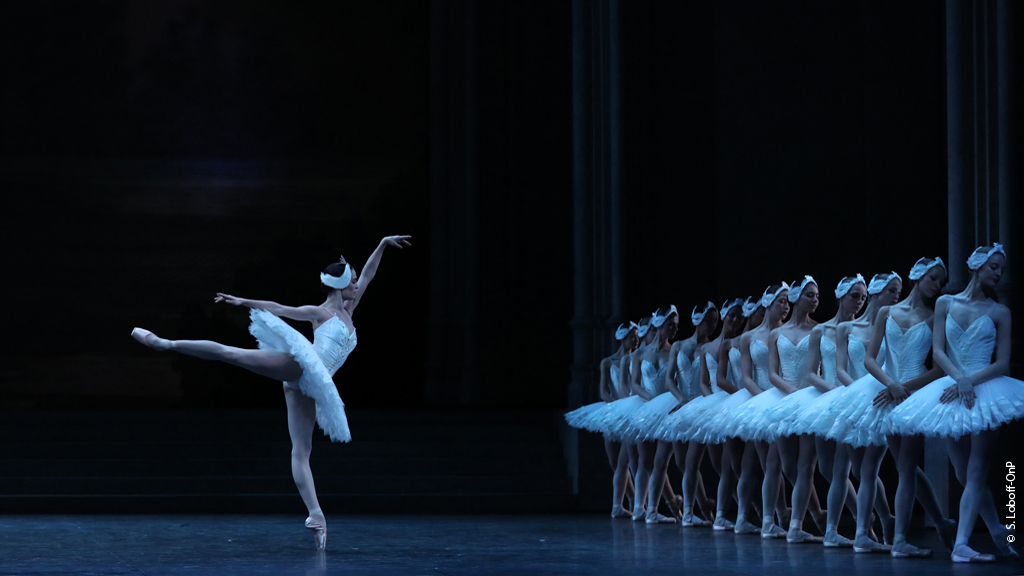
[426,0,479,406]
[567,0,623,505]
[937,0,1019,520]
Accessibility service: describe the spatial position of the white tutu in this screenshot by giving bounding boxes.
[768,387,823,438]
[598,396,647,441]
[727,388,785,443]
[796,385,850,437]
[249,309,352,443]
[674,391,731,443]
[824,374,891,447]
[622,392,680,442]
[888,375,1024,439]
[565,401,610,433]
[692,389,753,445]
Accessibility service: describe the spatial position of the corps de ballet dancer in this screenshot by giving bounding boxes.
[889,244,1024,562]
[654,303,720,526]
[761,276,828,543]
[622,306,686,523]
[835,257,949,557]
[784,275,869,547]
[673,298,747,530]
[725,284,794,538]
[564,321,640,516]
[695,297,767,532]
[803,273,898,548]
[130,234,412,550]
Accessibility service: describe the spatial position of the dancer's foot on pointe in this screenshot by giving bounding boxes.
[681,513,711,527]
[611,505,631,519]
[853,535,891,554]
[131,328,173,351]
[787,527,824,544]
[631,503,645,522]
[305,510,327,551]
[890,540,931,558]
[734,519,760,535]
[761,522,786,539]
[645,511,677,524]
[712,516,735,531]
[822,530,854,548]
[951,545,995,563]
[936,518,957,551]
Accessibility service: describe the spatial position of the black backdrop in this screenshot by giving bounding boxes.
[0,1,1008,411]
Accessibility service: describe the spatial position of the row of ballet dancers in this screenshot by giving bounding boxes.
[566,243,1021,563]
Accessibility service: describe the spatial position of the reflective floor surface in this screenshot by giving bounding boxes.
[0,514,1020,575]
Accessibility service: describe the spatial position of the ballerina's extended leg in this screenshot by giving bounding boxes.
[132,328,303,382]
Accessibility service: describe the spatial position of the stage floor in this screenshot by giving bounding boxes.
[0,514,1019,575]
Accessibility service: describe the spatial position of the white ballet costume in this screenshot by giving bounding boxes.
[565,363,623,433]
[671,351,731,443]
[826,317,928,447]
[762,334,818,439]
[600,356,649,441]
[723,340,785,443]
[801,334,881,436]
[644,349,698,441]
[778,334,841,436]
[695,347,754,444]
[622,359,676,442]
[248,309,354,442]
[889,314,1024,438]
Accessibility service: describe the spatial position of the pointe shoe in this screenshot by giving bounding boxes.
[645,512,677,524]
[712,517,735,531]
[610,506,631,519]
[305,515,327,550]
[822,531,854,548]
[681,513,711,527]
[890,541,931,558]
[951,546,995,563]
[787,529,823,544]
[853,537,892,554]
[131,328,172,351]
[631,504,646,522]
[761,524,786,539]
[734,519,760,535]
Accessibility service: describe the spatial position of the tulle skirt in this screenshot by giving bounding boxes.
[888,375,1024,439]
[249,309,351,443]
[692,389,753,445]
[622,392,680,442]
[598,396,647,441]
[674,391,731,443]
[768,387,823,438]
[565,401,610,433]
[727,388,785,443]
[797,385,850,437]
[824,374,890,448]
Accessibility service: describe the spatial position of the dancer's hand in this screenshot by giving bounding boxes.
[215,293,244,306]
[381,235,412,249]
[872,388,894,408]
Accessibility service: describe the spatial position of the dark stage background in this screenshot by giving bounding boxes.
[0,0,1021,518]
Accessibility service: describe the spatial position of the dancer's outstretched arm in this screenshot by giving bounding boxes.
[215,293,327,322]
[350,235,412,312]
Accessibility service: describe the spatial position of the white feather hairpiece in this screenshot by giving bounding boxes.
[320,264,352,289]
[651,305,678,328]
[867,271,901,295]
[788,275,816,303]
[760,282,791,308]
[615,321,639,340]
[967,243,1005,271]
[834,274,865,299]
[691,301,717,326]
[908,257,946,280]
